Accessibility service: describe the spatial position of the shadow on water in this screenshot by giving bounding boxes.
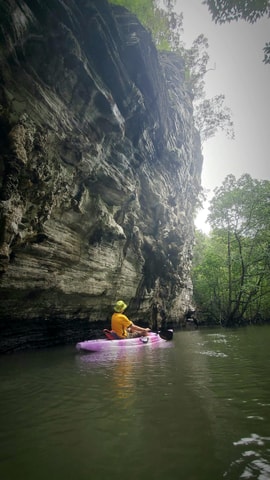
[1,326,270,479]
[173,327,270,480]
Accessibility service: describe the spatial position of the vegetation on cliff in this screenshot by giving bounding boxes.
[0,0,203,351]
[111,1,270,329]
[110,0,234,143]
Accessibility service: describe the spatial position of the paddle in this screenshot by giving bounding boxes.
[158,329,173,341]
[104,328,173,341]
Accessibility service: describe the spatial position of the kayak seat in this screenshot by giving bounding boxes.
[103,329,120,340]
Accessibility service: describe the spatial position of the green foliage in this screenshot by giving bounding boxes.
[183,35,234,141]
[203,0,270,63]
[202,0,270,24]
[194,94,234,142]
[192,174,270,326]
[109,0,234,142]
[192,231,228,324]
[183,34,209,99]
[110,0,183,50]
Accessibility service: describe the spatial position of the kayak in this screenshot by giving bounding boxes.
[76,330,173,353]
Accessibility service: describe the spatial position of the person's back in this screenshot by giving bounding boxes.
[111,300,150,339]
[111,310,132,338]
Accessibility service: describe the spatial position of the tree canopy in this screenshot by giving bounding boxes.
[109,0,234,142]
[203,0,270,64]
[192,174,270,326]
[202,0,270,23]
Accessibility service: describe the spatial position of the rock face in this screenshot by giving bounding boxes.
[0,0,202,352]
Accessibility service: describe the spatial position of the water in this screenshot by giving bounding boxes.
[1,326,270,480]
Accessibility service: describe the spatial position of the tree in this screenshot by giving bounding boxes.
[194,94,234,142]
[109,0,234,142]
[183,34,234,141]
[183,34,210,99]
[194,174,270,326]
[203,0,270,64]
[202,0,270,23]
[192,230,227,324]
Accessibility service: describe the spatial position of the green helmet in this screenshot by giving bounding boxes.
[114,300,127,312]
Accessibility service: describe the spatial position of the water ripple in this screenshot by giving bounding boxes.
[1,327,270,480]
[224,434,270,479]
[198,350,228,357]
[233,433,270,447]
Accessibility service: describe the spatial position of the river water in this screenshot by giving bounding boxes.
[1,325,270,480]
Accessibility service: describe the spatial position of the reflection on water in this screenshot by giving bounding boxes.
[1,326,270,480]
[182,328,270,480]
[225,433,270,479]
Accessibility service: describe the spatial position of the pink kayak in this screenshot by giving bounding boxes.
[76,330,173,353]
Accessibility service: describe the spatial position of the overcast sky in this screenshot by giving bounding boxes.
[174,1,270,232]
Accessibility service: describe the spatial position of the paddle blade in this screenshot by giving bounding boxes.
[158,329,173,341]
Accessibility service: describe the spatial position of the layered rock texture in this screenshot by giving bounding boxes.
[0,0,202,352]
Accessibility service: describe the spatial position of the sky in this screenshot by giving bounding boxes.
[173,1,270,233]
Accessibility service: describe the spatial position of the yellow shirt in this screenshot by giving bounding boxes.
[111,312,132,338]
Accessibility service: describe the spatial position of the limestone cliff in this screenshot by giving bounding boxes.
[0,0,202,352]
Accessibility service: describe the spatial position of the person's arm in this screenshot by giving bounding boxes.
[129,323,151,336]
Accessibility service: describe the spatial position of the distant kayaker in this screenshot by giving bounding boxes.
[111,300,150,339]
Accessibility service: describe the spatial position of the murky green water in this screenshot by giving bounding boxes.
[1,325,270,480]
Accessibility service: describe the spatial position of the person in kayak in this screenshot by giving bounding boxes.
[111,300,151,339]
